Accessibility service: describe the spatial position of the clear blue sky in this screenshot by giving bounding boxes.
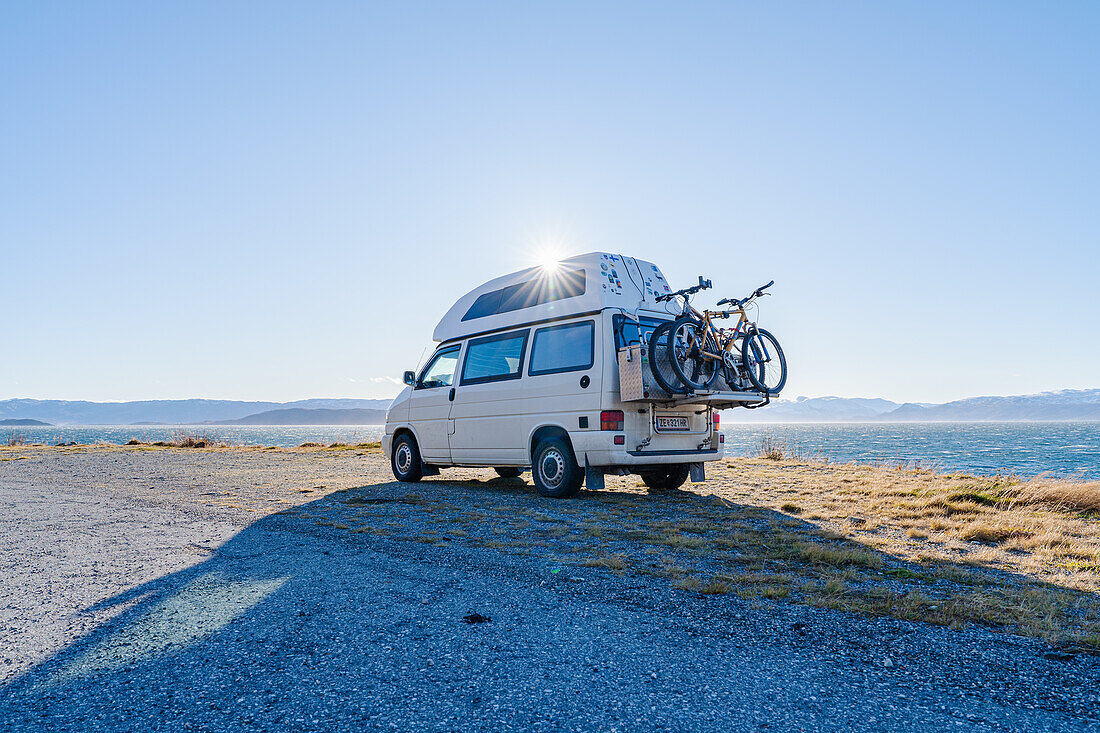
[2,2,1098,404]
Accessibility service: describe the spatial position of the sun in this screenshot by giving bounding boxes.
[537,252,562,272]
[530,240,571,272]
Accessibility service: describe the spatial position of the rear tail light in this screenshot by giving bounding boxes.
[613,435,625,445]
[600,410,624,431]
[712,412,720,431]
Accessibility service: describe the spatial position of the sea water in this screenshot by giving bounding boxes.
[4,422,1099,480]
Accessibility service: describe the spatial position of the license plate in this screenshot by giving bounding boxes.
[655,415,690,432]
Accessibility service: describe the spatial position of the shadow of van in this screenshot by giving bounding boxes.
[1,474,1097,730]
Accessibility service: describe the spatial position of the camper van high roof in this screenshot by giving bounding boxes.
[433,252,674,343]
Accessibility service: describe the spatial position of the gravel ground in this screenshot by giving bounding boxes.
[0,446,1097,732]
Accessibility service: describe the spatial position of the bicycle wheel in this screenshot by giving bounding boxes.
[647,321,688,395]
[741,327,787,394]
[667,316,720,392]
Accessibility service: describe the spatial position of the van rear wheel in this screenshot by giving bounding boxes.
[532,438,583,498]
[391,434,423,483]
[494,467,523,479]
[639,465,690,492]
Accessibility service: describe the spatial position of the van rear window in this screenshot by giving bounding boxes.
[613,314,671,349]
[462,267,586,321]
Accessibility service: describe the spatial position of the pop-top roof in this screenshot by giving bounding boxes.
[432,252,675,342]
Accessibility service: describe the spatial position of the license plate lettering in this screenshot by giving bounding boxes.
[656,416,689,431]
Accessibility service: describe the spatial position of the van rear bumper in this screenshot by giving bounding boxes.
[572,432,723,467]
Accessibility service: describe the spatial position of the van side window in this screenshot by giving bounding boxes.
[460,330,529,385]
[529,321,594,376]
[417,346,460,389]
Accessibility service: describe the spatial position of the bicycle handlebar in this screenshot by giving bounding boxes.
[717,280,774,307]
[754,280,775,297]
[655,275,712,302]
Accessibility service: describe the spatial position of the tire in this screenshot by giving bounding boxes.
[667,316,720,392]
[494,467,523,479]
[648,321,688,395]
[531,437,583,498]
[390,433,423,483]
[741,328,787,394]
[638,464,690,491]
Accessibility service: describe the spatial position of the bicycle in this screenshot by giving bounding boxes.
[664,280,787,395]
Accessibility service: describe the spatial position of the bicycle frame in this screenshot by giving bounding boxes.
[675,297,774,372]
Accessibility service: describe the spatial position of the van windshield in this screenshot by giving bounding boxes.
[612,314,671,349]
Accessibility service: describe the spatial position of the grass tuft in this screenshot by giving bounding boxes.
[168,430,232,448]
[698,578,731,595]
[796,543,883,570]
[760,436,786,460]
[585,554,626,571]
[959,523,1031,544]
[1005,480,1100,514]
[673,576,701,591]
[948,490,999,506]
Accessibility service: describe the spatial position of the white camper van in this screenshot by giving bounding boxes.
[383,252,768,498]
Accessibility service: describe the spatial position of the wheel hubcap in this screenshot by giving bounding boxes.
[540,449,565,488]
[396,443,412,474]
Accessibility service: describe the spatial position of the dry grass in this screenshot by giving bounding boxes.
[167,430,233,448]
[759,436,788,460]
[298,441,380,452]
[5,430,28,447]
[673,576,701,591]
[796,543,883,570]
[584,554,627,571]
[1004,479,1100,513]
[697,578,730,595]
[689,457,1100,650]
[715,459,1100,588]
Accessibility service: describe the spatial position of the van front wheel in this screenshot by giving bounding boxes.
[391,434,424,483]
[532,438,583,498]
[638,465,690,492]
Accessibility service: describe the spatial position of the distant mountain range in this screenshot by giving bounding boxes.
[724,396,906,422]
[0,399,393,426]
[3,389,1098,426]
[881,389,1100,422]
[214,408,389,426]
[725,389,1100,422]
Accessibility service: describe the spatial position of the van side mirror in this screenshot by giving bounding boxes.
[403,371,417,386]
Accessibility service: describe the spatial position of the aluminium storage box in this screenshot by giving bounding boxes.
[617,345,672,401]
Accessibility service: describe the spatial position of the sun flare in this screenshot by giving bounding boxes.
[530,240,572,273]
